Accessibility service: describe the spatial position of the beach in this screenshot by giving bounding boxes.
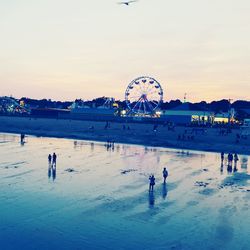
[0,133,249,250]
[0,116,249,155]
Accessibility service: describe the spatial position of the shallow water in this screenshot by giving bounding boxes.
[0,133,249,250]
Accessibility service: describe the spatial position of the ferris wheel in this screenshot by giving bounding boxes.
[125,76,163,115]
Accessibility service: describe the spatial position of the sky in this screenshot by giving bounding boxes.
[0,0,249,102]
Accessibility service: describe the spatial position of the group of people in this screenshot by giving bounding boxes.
[48,153,57,180]
[48,152,57,167]
[122,125,130,130]
[149,167,168,192]
[221,152,239,173]
[106,140,115,150]
[221,152,239,166]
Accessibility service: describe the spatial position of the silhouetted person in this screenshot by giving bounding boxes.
[221,152,224,164]
[220,163,223,174]
[52,152,57,167]
[20,134,25,144]
[162,167,168,183]
[234,153,239,165]
[233,153,239,172]
[48,154,52,165]
[228,153,233,166]
[106,140,111,149]
[91,142,94,151]
[149,175,155,191]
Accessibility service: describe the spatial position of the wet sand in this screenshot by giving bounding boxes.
[0,116,249,155]
[0,133,249,250]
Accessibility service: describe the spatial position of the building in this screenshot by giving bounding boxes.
[161,102,213,125]
[31,108,70,118]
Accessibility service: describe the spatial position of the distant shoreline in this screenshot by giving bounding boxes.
[0,116,249,155]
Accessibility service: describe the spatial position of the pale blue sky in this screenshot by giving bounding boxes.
[0,0,249,101]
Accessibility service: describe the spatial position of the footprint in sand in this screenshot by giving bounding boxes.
[186,200,199,206]
[65,168,77,173]
[199,188,216,196]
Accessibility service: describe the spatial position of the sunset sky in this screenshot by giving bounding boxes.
[0,0,249,102]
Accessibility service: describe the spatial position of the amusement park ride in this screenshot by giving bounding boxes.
[125,76,163,116]
[70,76,163,118]
[0,96,30,114]
[0,76,164,118]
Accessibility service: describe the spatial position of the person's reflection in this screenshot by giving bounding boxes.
[52,166,56,181]
[162,183,168,199]
[91,142,94,151]
[48,163,52,179]
[241,156,248,170]
[227,163,233,174]
[220,163,224,174]
[148,191,155,208]
[233,161,238,172]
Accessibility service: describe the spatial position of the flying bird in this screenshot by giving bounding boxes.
[118,0,138,6]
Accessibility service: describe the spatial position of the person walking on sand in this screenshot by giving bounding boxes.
[221,152,224,164]
[52,152,57,167]
[20,134,25,143]
[162,167,168,183]
[234,153,239,165]
[228,153,233,166]
[149,175,155,192]
[48,154,52,165]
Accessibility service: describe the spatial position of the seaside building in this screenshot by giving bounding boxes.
[213,111,231,123]
[59,98,118,121]
[161,102,213,125]
[31,108,70,118]
[68,106,117,120]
